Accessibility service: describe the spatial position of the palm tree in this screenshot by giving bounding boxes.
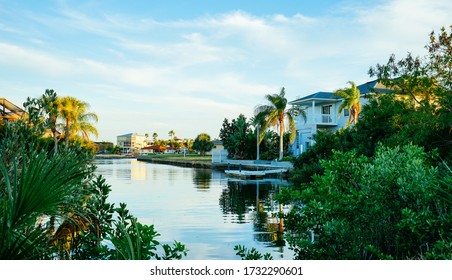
[152,133,158,144]
[57,96,98,145]
[334,81,362,125]
[254,87,306,160]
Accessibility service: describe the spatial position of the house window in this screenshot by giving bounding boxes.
[322,105,332,123]
[305,141,311,150]
[344,108,350,117]
[322,105,332,115]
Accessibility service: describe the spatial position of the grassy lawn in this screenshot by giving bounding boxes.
[142,153,212,162]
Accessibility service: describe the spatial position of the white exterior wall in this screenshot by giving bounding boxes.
[291,97,370,157]
[117,133,148,154]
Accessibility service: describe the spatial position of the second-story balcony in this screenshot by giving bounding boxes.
[295,113,337,126]
[308,113,337,126]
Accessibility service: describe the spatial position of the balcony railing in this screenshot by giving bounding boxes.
[298,114,337,125]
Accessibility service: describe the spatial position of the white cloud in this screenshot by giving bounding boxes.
[0,42,73,77]
[1,0,451,142]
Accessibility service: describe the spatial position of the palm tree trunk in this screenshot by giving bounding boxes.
[279,120,284,160]
[65,119,70,146]
[53,132,58,155]
[51,116,58,155]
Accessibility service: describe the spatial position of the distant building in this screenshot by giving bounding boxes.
[117,133,147,154]
[211,140,228,163]
[140,145,166,154]
[289,80,392,156]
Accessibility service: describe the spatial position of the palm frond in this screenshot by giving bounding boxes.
[0,149,90,259]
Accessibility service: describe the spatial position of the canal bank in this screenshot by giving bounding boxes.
[137,155,213,169]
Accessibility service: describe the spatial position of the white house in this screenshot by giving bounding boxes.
[117,133,148,154]
[289,80,391,156]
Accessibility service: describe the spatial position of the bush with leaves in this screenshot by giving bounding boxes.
[282,144,452,260]
[234,245,273,260]
[67,176,187,260]
[0,148,92,259]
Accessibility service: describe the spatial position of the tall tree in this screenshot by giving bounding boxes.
[23,89,60,154]
[152,132,158,144]
[368,25,452,159]
[219,114,256,160]
[254,87,305,160]
[334,81,361,125]
[57,96,98,145]
[192,133,214,156]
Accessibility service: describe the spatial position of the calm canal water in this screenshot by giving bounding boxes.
[94,158,294,260]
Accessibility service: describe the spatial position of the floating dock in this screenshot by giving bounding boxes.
[224,169,287,179]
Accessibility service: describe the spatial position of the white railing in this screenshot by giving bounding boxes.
[303,114,337,125]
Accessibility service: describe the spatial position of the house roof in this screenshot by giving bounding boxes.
[357,79,393,95]
[0,98,26,120]
[289,91,339,105]
[118,133,134,137]
[142,145,165,150]
[289,79,393,105]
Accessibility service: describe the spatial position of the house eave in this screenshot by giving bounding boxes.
[290,98,340,106]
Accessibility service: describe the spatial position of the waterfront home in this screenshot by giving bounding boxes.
[0,97,26,121]
[117,133,147,154]
[140,145,166,154]
[289,80,392,156]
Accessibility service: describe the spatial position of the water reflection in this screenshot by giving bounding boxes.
[221,179,289,248]
[94,158,293,260]
[192,169,212,191]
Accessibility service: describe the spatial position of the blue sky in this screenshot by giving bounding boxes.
[1,0,451,142]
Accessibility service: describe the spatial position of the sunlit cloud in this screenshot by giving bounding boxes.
[1,0,451,141]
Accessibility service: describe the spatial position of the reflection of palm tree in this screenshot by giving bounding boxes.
[252,183,286,246]
[219,181,272,223]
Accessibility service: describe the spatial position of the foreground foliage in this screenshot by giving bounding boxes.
[281,145,452,259]
[0,98,187,260]
[282,26,452,260]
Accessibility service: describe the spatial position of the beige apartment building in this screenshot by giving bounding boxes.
[117,133,147,154]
